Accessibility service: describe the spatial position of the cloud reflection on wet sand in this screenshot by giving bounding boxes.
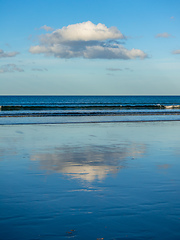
[31,143,146,182]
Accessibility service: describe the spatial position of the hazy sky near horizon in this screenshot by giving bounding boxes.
[0,0,180,95]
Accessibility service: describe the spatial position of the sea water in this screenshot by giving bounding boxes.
[0,95,180,124]
[0,122,180,240]
[1,96,180,239]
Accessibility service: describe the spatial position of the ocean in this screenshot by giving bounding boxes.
[0,95,180,124]
[1,122,180,239]
[1,96,180,239]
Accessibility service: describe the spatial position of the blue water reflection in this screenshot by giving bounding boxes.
[0,122,180,240]
[31,143,145,182]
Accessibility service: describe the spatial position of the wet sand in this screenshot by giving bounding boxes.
[0,122,180,239]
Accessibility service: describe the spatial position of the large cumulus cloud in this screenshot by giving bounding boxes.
[29,21,147,60]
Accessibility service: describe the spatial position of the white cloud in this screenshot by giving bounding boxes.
[0,49,19,58]
[29,21,148,60]
[0,64,24,73]
[84,45,147,59]
[172,50,180,54]
[40,21,125,43]
[40,25,54,31]
[155,32,173,38]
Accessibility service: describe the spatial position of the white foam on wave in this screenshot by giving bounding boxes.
[165,105,180,109]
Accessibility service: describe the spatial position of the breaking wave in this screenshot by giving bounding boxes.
[1,104,180,111]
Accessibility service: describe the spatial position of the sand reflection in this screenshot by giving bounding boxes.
[31,143,146,182]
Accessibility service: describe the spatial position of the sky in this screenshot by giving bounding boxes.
[0,0,180,95]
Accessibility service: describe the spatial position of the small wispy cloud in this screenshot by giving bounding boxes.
[155,32,173,38]
[172,49,180,54]
[40,25,54,31]
[106,67,133,72]
[32,68,48,71]
[0,49,19,58]
[0,64,24,73]
[106,68,122,71]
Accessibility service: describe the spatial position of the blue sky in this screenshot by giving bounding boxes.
[0,0,180,95]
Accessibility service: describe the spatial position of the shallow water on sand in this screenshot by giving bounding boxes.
[0,122,180,240]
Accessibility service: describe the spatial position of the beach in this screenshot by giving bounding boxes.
[2,0,180,238]
[0,121,180,239]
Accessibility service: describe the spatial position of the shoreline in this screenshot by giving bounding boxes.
[1,114,180,125]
